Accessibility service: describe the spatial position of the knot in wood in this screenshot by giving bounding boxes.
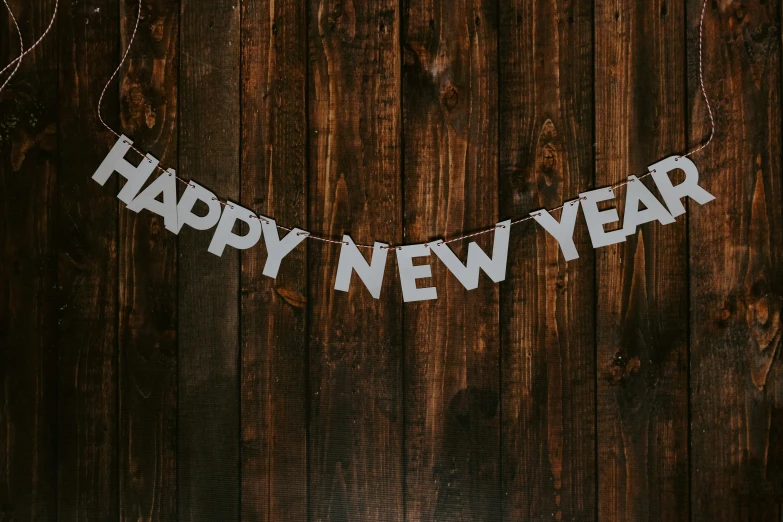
[541,143,558,185]
[331,1,344,18]
[606,354,641,385]
[542,146,556,169]
[754,296,771,326]
[151,18,165,42]
[441,83,459,111]
[746,293,781,351]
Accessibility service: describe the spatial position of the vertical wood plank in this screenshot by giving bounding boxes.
[0,1,58,519]
[117,0,178,520]
[307,0,404,519]
[594,0,690,520]
[240,0,308,520]
[689,0,783,519]
[178,0,241,519]
[497,0,596,520]
[57,0,120,519]
[401,0,500,519]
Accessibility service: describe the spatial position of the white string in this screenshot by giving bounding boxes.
[97,0,141,139]
[680,0,715,159]
[0,0,57,80]
[0,0,24,94]
[98,0,715,250]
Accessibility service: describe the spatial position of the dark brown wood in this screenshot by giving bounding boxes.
[594,0,691,520]
[307,0,404,519]
[6,1,783,520]
[401,0,500,519]
[0,1,58,519]
[240,0,308,520]
[57,0,120,519]
[689,0,783,520]
[117,1,178,520]
[177,1,241,519]
[498,0,596,520]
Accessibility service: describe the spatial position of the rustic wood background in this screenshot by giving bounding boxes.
[1,0,782,520]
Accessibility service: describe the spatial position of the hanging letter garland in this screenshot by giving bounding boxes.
[90,0,718,303]
[92,137,715,302]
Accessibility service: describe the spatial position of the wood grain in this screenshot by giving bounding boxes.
[177,1,241,519]
[689,0,783,520]
[0,1,58,519]
[240,0,308,520]
[57,0,120,519]
[498,0,596,520]
[307,0,404,519]
[117,0,178,520]
[401,0,500,519]
[5,1,783,520]
[594,0,691,520]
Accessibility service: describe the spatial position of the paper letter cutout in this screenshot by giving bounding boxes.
[260,217,308,278]
[579,187,626,248]
[92,134,159,204]
[430,220,511,290]
[531,200,581,260]
[176,181,223,234]
[126,168,179,232]
[334,236,389,299]
[207,202,262,256]
[396,244,437,302]
[621,175,675,236]
[649,155,715,217]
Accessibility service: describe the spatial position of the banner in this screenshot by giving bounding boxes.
[93,134,715,302]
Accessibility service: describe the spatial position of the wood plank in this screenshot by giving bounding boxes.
[0,1,58,519]
[594,0,690,520]
[178,1,241,519]
[689,0,783,520]
[401,1,500,519]
[57,0,120,519]
[497,0,596,520]
[307,0,404,519]
[117,0,178,520]
[240,0,308,520]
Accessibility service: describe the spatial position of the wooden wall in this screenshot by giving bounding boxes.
[1,0,782,520]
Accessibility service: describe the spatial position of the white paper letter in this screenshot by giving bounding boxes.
[92,134,159,203]
[260,217,308,278]
[622,175,675,236]
[649,156,715,217]
[531,200,581,260]
[176,181,223,233]
[126,168,179,232]
[207,202,263,256]
[430,220,511,290]
[579,187,626,248]
[334,236,389,299]
[396,244,437,302]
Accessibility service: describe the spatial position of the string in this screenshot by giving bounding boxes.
[681,0,716,159]
[0,0,24,94]
[0,0,58,82]
[98,0,715,251]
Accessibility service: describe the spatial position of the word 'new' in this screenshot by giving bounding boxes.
[93,135,714,302]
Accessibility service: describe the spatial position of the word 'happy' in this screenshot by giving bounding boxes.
[93,135,714,302]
